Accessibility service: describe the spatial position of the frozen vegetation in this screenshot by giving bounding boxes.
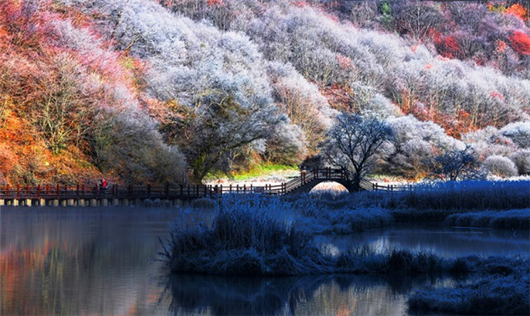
[445,209,530,230]
[163,199,528,276]
[162,179,530,314]
[384,180,530,211]
[408,271,530,315]
[163,195,530,314]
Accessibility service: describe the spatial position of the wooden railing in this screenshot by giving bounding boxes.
[0,168,412,201]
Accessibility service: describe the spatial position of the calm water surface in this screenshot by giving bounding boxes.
[1,206,528,316]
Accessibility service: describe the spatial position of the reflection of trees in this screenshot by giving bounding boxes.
[164,273,431,315]
[0,208,188,315]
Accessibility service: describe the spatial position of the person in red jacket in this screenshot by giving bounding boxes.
[100,178,108,191]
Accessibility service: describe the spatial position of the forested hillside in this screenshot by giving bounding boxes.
[0,0,529,185]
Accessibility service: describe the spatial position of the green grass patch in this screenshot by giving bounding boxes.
[205,163,298,181]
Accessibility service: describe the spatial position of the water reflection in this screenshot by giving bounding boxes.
[0,207,214,315]
[314,226,530,257]
[164,274,417,316]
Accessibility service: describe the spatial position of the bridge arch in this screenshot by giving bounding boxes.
[288,178,353,194]
[309,181,350,194]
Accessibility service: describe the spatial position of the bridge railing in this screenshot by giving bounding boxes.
[0,168,416,201]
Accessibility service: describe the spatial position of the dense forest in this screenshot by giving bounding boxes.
[0,0,529,185]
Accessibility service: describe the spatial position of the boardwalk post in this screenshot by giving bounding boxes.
[243,184,246,193]
[56,184,60,199]
[16,184,20,200]
[220,185,223,196]
[250,184,252,193]
[229,184,232,193]
[236,184,239,193]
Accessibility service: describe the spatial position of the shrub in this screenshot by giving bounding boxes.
[445,209,530,230]
[385,180,530,211]
[408,274,530,315]
[164,198,334,275]
[483,155,519,178]
[509,30,530,55]
[510,149,530,175]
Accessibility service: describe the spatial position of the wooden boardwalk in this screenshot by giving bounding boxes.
[0,168,408,207]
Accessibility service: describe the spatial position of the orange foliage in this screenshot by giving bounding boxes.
[396,90,477,139]
[496,40,507,52]
[0,0,122,185]
[506,4,528,20]
[509,30,530,55]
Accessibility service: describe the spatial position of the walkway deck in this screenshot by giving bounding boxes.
[0,168,409,206]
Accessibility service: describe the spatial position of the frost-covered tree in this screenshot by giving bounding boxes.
[324,113,393,191]
[93,110,187,185]
[267,62,337,154]
[161,92,281,182]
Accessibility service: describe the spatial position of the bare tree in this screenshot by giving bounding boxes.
[324,113,393,191]
[428,145,482,181]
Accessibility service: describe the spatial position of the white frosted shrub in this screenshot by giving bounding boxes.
[464,127,520,159]
[483,155,519,178]
[510,150,530,175]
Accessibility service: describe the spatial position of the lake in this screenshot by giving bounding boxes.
[1,206,528,315]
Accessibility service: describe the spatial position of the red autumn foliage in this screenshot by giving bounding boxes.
[490,91,505,100]
[509,31,530,55]
[438,36,461,58]
[319,83,353,112]
[294,1,308,7]
[335,54,353,70]
[207,0,223,7]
